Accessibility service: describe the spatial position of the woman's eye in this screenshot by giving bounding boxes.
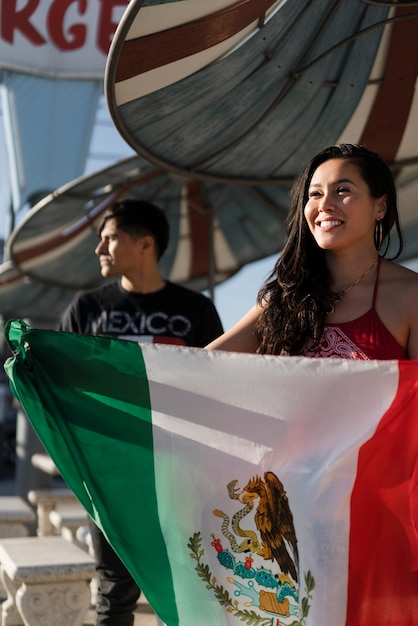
[336,187,349,194]
[308,191,321,198]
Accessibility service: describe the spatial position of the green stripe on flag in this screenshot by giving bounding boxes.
[4,319,178,625]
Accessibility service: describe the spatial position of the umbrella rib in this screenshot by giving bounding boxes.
[246,187,288,220]
[297,11,418,74]
[362,1,418,6]
[190,10,417,174]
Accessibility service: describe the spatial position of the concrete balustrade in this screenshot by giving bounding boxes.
[0,536,95,626]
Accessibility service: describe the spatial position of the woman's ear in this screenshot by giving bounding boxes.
[377,195,387,219]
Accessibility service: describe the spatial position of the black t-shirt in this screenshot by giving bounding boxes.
[60,280,223,348]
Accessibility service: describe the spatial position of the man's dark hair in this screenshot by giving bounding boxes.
[98,199,170,260]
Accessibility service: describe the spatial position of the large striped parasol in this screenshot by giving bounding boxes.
[0,261,76,326]
[105,0,418,257]
[1,155,288,322]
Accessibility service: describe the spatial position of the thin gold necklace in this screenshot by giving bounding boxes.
[328,257,379,315]
[340,257,379,296]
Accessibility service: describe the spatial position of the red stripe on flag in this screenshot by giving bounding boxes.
[347,360,418,624]
[152,336,185,346]
[359,6,418,164]
[115,0,276,82]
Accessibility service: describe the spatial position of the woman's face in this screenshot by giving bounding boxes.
[303,158,386,253]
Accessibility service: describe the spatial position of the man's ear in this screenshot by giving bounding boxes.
[140,235,159,259]
[140,235,154,251]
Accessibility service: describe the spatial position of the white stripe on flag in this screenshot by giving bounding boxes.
[142,345,399,625]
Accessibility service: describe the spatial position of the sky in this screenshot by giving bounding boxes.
[210,254,276,330]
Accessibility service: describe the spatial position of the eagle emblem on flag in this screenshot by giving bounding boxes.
[189,472,315,625]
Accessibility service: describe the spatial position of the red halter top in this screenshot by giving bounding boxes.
[301,258,407,360]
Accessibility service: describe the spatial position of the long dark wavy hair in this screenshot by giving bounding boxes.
[255,144,404,355]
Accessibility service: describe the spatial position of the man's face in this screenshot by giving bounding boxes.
[95,218,142,277]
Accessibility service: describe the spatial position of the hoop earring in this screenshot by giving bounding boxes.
[374,219,383,250]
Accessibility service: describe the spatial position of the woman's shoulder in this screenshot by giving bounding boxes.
[380,259,418,319]
[377,260,418,359]
[382,258,418,290]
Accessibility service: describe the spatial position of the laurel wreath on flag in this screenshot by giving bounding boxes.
[188,532,315,625]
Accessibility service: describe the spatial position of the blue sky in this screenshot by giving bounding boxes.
[211,254,275,330]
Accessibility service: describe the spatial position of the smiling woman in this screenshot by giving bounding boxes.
[206,143,418,360]
[304,159,386,257]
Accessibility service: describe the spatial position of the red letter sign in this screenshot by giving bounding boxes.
[2,0,45,45]
[97,0,128,55]
[47,0,87,51]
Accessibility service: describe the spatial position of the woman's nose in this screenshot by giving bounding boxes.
[318,193,334,212]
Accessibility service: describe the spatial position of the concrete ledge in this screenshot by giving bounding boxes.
[31,453,60,476]
[0,497,36,538]
[28,488,79,508]
[0,536,95,582]
[0,536,95,626]
[28,488,82,537]
[50,502,89,545]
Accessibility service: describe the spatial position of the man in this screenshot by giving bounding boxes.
[60,198,223,626]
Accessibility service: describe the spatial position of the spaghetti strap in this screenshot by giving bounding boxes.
[371,256,381,309]
[301,255,406,360]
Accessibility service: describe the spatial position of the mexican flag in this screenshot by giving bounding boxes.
[4,319,418,626]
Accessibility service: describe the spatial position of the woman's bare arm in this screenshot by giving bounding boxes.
[205,304,262,353]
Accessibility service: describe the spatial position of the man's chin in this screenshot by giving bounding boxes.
[100,266,114,277]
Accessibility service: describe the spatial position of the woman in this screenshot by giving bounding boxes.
[207,144,418,359]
